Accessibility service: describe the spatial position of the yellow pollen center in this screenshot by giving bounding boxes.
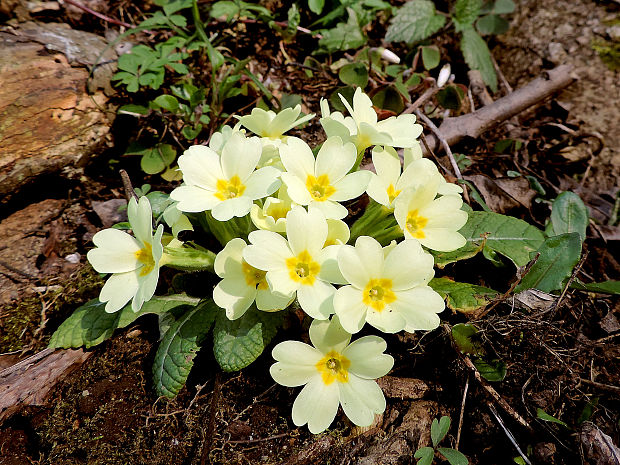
[135,242,155,276]
[405,209,428,239]
[241,261,268,290]
[215,175,246,201]
[305,174,336,201]
[386,184,401,204]
[316,350,350,385]
[362,278,396,311]
[285,250,320,285]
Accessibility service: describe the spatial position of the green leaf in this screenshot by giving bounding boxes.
[431,416,451,447]
[453,0,482,30]
[209,1,239,20]
[549,191,589,242]
[515,233,582,293]
[460,27,497,92]
[371,86,404,113]
[421,45,441,69]
[476,14,509,35]
[451,323,484,356]
[430,278,499,313]
[493,0,516,14]
[438,448,469,465]
[536,408,569,428]
[437,85,465,110]
[308,0,324,14]
[385,0,446,44]
[318,8,366,52]
[152,300,219,397]
[152,94,180,112]
[414,447,435,465]
[49,295,200,349]
[141,144,177,174]
[339,63,369,87]
[213,307,282,372]
[473,358,507,381]
[118,104,150,116]
[570,280,620,295]
[432,211,545,268]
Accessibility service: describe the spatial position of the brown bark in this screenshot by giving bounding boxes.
[0,22,116,203]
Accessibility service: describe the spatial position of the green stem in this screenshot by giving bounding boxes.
[349,200,402,246]
[161,246,216,273]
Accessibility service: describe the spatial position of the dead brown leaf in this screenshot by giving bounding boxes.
[466,174,536,213]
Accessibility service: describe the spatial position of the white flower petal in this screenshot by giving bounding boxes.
[221,132,261,180]
[214,238,246,278]
[266,270,299,297]
[243,166,282,200]
[297,280,335,320]
[334,285,368,334]
[391,286,444,331]
[365,306,407,333]
[339,376,386,427]
[317,245,348,285]
[372,146,401,184]
[330,170,372,202]
[286,207,328,256]
[320,116,354,141]
[376,115,422,147]
[211,197,253,221]
[132,266,159,312]
[279,137,316,181]
[421,196,467,229]
[270,362,320,388]
[336,244,369,288]
[308,316,351,354]
[403,142,423,168]
[343,336,394,379]
[213,277,256,320]
[281,172,312,205]
[127,197,153,245]
[292,376,340,434]
[419,228,467,252]
[170,185,220,213]
[178,145,223,189]
[237,108,273,136]
[99,271,139,313]
[272,340,322,365]
[366,176,391,207]
[315,137,356,183]
[88,229,141,273]
[256,289,293,311]
[245,230,292,271]
[383,240,434,290]
[309,199,349,220]
[349,87,377,125]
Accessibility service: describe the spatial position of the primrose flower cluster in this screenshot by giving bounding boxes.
[87,88,467,434]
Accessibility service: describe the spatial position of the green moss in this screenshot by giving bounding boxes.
[0,265,104,353]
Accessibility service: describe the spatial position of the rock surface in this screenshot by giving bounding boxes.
[0,22,116,203]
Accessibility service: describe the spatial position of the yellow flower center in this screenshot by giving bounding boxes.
[285,250,320,285]
[215,175,246,201]
[405,209,428,239]
[355,131,372,153]
[362,278,396,311]
[387,184,401,205]
[135,242,155,276]
[305,174,336,202]
[241,261,269,290]
[316,350,350,385]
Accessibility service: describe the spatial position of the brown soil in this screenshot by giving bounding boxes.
[1,0,619,464]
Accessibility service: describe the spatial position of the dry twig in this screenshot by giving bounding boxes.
[415,109,463,180]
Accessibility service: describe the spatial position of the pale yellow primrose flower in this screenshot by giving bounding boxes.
[279,136,371,220]
[243,207,346,320]
[250,186,297,233]
[270,316,393,434]
[213,238,293,320]
[394,178,468,252]
[334,236,444,334]
[170,132,281,221]
[320,87,423,154]
[367,146,463,209]
[237,105,314,140]
[87,197,163,313]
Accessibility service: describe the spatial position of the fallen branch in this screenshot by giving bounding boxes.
[422,64,576,154]
[0,348,90,422]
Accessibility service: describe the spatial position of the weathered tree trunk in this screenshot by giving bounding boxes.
[0,22,117,203]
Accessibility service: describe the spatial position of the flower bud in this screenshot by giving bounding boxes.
[437,63,451,88]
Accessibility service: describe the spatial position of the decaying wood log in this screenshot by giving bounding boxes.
[0,22,116,203]
[0,347,90,422]
[423,64,577,154]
